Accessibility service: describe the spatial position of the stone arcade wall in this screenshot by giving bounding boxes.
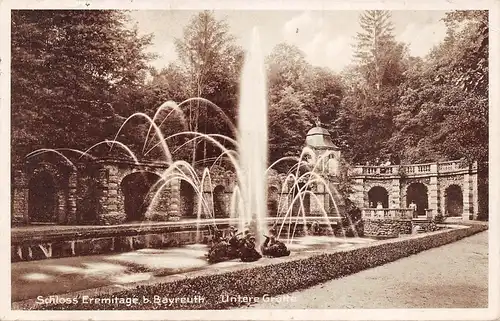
[11,160,78,226]
[95,159,175,224]
[351,160,480,220]
[13,158,339,226]
[12,158,481,226]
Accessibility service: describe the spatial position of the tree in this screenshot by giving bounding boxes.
[11,10,154,165]
[268,87,312,167]
[266,44,312,170]
[304,67,344,134]
[338,10,410,164]
[441,11,488,96]
[387,10,488,164]
[266,43,310,105]
[174,11,243,165]
[354,10,399,91]
[265,43,345,170]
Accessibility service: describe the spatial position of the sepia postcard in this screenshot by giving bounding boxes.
[0,0,499,320]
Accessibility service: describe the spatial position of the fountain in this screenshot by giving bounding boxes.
[10,27,400,309]
[237,27,269,243]
[11,22,488,312]
[22,27,354,260]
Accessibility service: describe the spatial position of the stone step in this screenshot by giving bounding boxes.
[412,218,431,223]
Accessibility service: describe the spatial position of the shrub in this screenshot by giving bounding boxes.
[339,199,363,237]
[433,213,444,224]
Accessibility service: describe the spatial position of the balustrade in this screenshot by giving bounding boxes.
[417,164,431,172]
[352,159,475,177]
[360,165,396,175]
[361,208,413,220]
[437,160,463,172]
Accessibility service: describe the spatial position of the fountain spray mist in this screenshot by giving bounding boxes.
[237,27,268,243]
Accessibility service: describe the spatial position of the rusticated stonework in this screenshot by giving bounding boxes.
[438,175,464,191]
[363,219,412,237]
[352,162,478,220]
[12,156,480,226]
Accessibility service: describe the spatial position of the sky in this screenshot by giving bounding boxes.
[129,10,449,73]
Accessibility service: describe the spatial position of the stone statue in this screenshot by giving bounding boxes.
[261,234,290,257]
[239,232,262,262]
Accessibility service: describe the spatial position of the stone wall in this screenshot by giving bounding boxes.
[76,172,99,224]
[11,225,221,262]
[11,170,28,226]
[12,161,76,225]
[13,157,481,227]
[412,221,438,233]
[11,157,344,226]
[363,219,412,238]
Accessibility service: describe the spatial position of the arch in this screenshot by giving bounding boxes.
[291,183,311,216]
[368,186,389,208]
[445,184,463,217]
[120,171,163,222]
[180,180,196,218]
[213,185,226,218]
[406,182,428,216]
[267,186,279,217]
[28,171,58,223]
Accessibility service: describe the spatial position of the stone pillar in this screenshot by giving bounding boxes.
[66,171,78,224]
[167,178,181,221]
[429,175,439,217]
[107,167,120,213]
[463,173,472,220]
[12,170,28,225]
[97,166,126,225]
[390,178,401,208]
[328,181,344,216]
[325,186,334,216]
[145,182,170,221]
[224,192,231,218]
[57,187,67,224]
[310,193,325,216]
[202,191,213,218]
[277,189,288,217]
[472,172,479,220]
[308,184,321,216]
[362,182,369,208]
[97,168,109,222]
[439,180,446,216]
[352,178,364,209]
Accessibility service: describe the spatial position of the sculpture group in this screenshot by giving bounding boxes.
[206,225,290,263]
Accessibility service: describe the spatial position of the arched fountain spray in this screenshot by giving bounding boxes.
[25,26,347,250]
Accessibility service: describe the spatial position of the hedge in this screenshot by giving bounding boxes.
[17,223,487,310]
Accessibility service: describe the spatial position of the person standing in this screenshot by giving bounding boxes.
[409,201,418,218]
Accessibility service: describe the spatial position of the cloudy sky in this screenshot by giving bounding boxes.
[129,10,448,73]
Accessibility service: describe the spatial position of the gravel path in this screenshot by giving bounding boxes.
[247,231,489,309]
